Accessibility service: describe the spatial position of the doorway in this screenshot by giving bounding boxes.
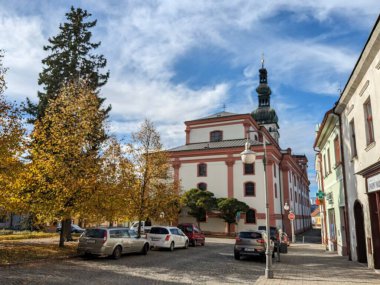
[368,192,380,269]
[354,201,367,263]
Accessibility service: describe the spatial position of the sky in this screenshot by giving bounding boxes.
[1,1,379,197]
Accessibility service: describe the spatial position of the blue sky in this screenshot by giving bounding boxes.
[1,1,379,196]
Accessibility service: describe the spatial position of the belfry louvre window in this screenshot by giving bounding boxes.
[198,163,207,177]
[364,99,375,145]
[245,182,255,196]
[210,131,223,142]
[246,209,256,224]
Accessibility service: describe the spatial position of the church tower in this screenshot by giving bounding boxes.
[251,58,280,143]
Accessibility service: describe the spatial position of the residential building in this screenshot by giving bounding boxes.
[314,109,348,256]
[334,15,380,269]
[169,62,311,238]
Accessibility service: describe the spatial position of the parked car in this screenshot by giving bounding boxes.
[130,220,152,233]
[77,227,150,259]
[147,226,189,251]
[234,230,274,260]
[177,223,205,246]
[56,224,85,234]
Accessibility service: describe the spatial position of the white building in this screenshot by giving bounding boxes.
[169,63,311,237]
[334,16,380,269]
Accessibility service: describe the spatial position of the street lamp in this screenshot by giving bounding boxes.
[284,202,295,243]
[240,132,273,279]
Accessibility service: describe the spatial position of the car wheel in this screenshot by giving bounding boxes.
[112,246,122,260]
[184,241,189,249]
[234,251,240,260]
[169,242,175,252]
[201,239,205,246]
[141,243,149,255]
[192,239,197,247]
[272,251,275,258]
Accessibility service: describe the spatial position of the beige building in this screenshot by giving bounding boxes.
[169,63,311,237]
[334,15,380,270]
[314,109,348,256]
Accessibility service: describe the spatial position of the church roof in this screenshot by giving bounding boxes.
[197,111,239,120]
[169,138,263,152]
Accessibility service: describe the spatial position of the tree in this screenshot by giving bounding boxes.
[20,82,105,247]
[181,188,217,229]
[217,198,249,235]
[0,51,26,214]
[127,119,181,235]
[83,137,135,226]
[24,6,110,122]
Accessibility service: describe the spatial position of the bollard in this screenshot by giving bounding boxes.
[276,241,281,262]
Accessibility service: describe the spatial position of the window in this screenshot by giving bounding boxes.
[327,148,331,174]
[198,163,207,177]
[323,154,327,177]
[274,183,278,198]
[334,136,341,166]
[350,120,357,158]
[273,164,277,177]
[246,209,256,224]
[244,163,255,175]
[198,182,207,191]
[290,188,293,200]
[289,172,292,182]
[210,130,223,142]
[364,99,375,145]
[244,182,255,196]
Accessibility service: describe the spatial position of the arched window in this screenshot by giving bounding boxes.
[198,163,207,177]
[290,188,293,200]
[245,182,255,196]
[198,183,207,191]
[246,209,256,224]
[210,130,223,142]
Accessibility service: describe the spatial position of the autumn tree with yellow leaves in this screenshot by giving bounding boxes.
[127,120,181,235]
[0,51,26,215]
[19,82,106,247]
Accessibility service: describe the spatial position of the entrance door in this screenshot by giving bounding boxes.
[368,192,380,269]
[354,201,367,263]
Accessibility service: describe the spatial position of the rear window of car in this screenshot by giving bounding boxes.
[239,232,262,239]
[178,225,193,233]
[84,229,106,238]
[150,227,169,234]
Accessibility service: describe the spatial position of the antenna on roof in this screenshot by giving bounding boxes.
[223,103,226,112]
[261,52,265,68]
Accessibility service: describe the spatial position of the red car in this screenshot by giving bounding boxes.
[177,223,205,246]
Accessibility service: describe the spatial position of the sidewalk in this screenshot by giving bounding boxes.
[254,243,379,285]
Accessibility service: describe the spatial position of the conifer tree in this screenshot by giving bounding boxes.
[25,6,110,122]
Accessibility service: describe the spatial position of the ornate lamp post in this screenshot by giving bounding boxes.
[240,134,273,279]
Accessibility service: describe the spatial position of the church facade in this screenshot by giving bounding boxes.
[169,63,311,237]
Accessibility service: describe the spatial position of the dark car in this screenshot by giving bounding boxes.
[56,224,85,234]
[177,223,205,246]
[234,230,274,260]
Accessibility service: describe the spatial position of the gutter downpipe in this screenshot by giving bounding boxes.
[333,110,352,261]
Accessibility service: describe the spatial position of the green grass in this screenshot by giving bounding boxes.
[0,231,58,241]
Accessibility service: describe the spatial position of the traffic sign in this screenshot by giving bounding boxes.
[288,212,295,220]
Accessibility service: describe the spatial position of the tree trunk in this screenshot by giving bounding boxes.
[59,219,65,247]
[227,223,231,236]
[63,218,73,242]
[109,221,114,227]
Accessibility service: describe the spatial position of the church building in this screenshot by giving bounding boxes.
[169,62,311,237]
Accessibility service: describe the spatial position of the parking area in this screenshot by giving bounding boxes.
[0,237,267,285]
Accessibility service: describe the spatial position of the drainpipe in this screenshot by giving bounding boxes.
[333,111,352,261]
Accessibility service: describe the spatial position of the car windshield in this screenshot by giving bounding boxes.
[129,230,138,237]
[239,232,262,239]
[84,229,105,238]
[150,227,169,234]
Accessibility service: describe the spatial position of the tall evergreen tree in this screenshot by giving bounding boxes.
[25,6,110,122]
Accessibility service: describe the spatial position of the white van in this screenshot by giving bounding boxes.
[130,220,152,233]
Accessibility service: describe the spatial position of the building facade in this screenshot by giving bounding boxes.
[314,109,348,256]
[334,16,380,269]
[169,64,311,238]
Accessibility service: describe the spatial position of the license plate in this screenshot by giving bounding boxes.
[86,240,96,244]
[151,238,160,241]
[245,248,256,252]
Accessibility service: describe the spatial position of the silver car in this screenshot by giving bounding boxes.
[77,227,150,259]
[234,230,274,260]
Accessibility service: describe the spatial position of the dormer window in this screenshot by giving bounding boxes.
[210,131,223,142]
